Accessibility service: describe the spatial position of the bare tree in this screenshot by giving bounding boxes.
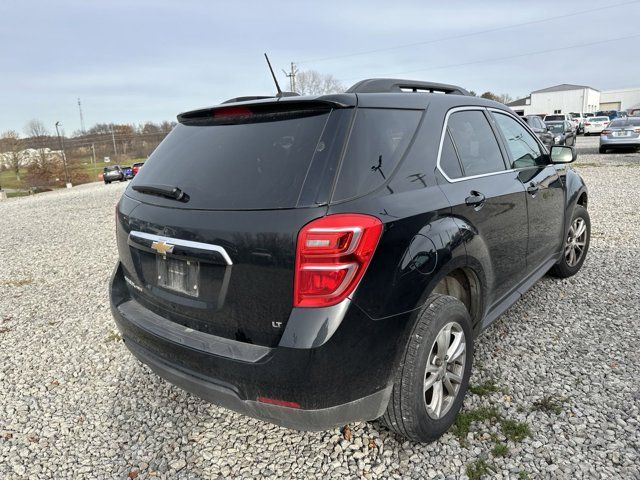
[0,130,25,180]
[295,70,343,96]
[24,119,50,167]
[480,91,514,105]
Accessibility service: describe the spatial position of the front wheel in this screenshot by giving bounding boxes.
[550,205,590,278]
[380,294,473,443]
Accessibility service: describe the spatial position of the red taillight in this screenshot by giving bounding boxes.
[212,106,252,119]
[601,130,612,135]
[257,397,301,409]
[294,214,383,308]
[584,122,591,126]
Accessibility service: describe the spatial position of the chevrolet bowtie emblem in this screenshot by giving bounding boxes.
[151,240,174,255]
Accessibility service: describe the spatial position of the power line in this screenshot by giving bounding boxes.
[298,0,640,65]
[337,33,640,83]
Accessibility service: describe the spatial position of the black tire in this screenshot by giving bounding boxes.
[585,132,590,136]
[599,146,607,154]
[549,205,590,278]
[380,294,473,443]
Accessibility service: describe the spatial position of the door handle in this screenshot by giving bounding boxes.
[527,182,539,196]
[465,191,486,207]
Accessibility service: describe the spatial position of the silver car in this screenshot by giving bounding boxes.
[599,118,640,153]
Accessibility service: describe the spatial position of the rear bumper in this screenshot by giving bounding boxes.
[124,338,391,431]
[109,263,401,431]
[600,137,640,147]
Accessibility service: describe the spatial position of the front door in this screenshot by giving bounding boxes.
[489,110,565,271]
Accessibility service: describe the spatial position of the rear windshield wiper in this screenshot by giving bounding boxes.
[132,184,189,202]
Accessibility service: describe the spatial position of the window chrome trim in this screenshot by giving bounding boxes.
[129,231,233,265]
[436,106,515,183]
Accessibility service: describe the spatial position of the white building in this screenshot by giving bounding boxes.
[600,88,640,113]
[509,83,640,116]
[508,84,599,116]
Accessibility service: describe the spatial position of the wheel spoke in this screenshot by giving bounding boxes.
[430,381,444,417]
[436,324,452,360]
[575,219,586,238]
[447,332,465,362]
[424,373,438,392]
[569,247,576,266]
[446,370,463,384]
[443,375,455,395]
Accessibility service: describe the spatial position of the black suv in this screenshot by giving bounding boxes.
[110,79,590,442]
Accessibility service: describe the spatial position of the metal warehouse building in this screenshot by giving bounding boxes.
[508,84,640,116]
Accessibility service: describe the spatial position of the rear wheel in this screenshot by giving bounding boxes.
[380,294,473,442]
[550,205,590,278]
[599,146,607,154]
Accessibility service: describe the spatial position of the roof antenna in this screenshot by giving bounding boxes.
[264,53,282,96]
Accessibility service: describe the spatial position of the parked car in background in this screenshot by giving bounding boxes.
[110,78,589,443]
[523,115,554,148]
[544,113,571,124]
[103,165,125,184]
[122,166,134,180]
[596,110,626,121]
[599,117,640,153]
[583,116,610,136]
[569,113,587,133]
[132,162,145,176]
[546,121,576,146]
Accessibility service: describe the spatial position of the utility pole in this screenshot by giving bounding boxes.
[111,128,117,155]
[55,121,71,186]
[77,98,86,134]
[283,62,298,92]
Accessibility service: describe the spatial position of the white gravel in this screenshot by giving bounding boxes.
[1,136,639,479]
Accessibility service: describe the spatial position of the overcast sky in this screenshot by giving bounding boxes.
[1,0,639,134]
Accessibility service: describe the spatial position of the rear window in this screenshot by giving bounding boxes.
[129,106,347,210]
[104,166,119,171]
[589,117,610,122]
[610,118,640,127]
[545,115,565,121]
[332,108,421,201]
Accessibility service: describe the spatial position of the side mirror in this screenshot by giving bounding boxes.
[550,145,577,164]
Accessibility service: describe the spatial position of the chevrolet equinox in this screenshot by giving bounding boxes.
[110,79,590,442]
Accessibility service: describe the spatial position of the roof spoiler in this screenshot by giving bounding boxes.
[346,78,470,96]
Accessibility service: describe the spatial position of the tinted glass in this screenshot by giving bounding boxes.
[492,112,545,168]
[439,131,463,179]
[447,110,505,176]
[589,117,609,122]
[547,123,564,134]
[332,108,421,201]
[545,115,565,121]
[130,110,336,210]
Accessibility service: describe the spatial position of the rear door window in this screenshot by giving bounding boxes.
[128,106,348,210]
[331,108,422,201]
[447,110,506,177]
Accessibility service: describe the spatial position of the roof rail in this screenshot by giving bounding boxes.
[346,78,470,96]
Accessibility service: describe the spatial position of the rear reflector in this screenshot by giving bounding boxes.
[257,397,301,409]
[294,214,383,307]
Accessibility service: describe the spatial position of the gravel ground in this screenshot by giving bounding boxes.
[1,136,639,479]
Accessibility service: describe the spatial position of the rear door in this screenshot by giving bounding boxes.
[436,107,528,306]
[117,102,353,347]
[489,110,565,271]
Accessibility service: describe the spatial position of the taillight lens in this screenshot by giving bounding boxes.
[294,214,383,307]
[601,129,612,135]
[584,122,591,126]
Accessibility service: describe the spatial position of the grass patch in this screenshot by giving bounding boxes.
[1,278,33,287]
[105,332,122,343]
[491,443,509,457]
[466,459,493,480]
[518,471,530,479]
[6,191,30,198]
[501,419,531,442]
[532,396,563,415]
[469,381,500,396]
[453,407,501,441]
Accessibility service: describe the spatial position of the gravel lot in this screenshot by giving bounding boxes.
[1,136,639,479]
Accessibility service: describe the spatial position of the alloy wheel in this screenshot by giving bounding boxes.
[424,321,466,419]
[565,217,587,267]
